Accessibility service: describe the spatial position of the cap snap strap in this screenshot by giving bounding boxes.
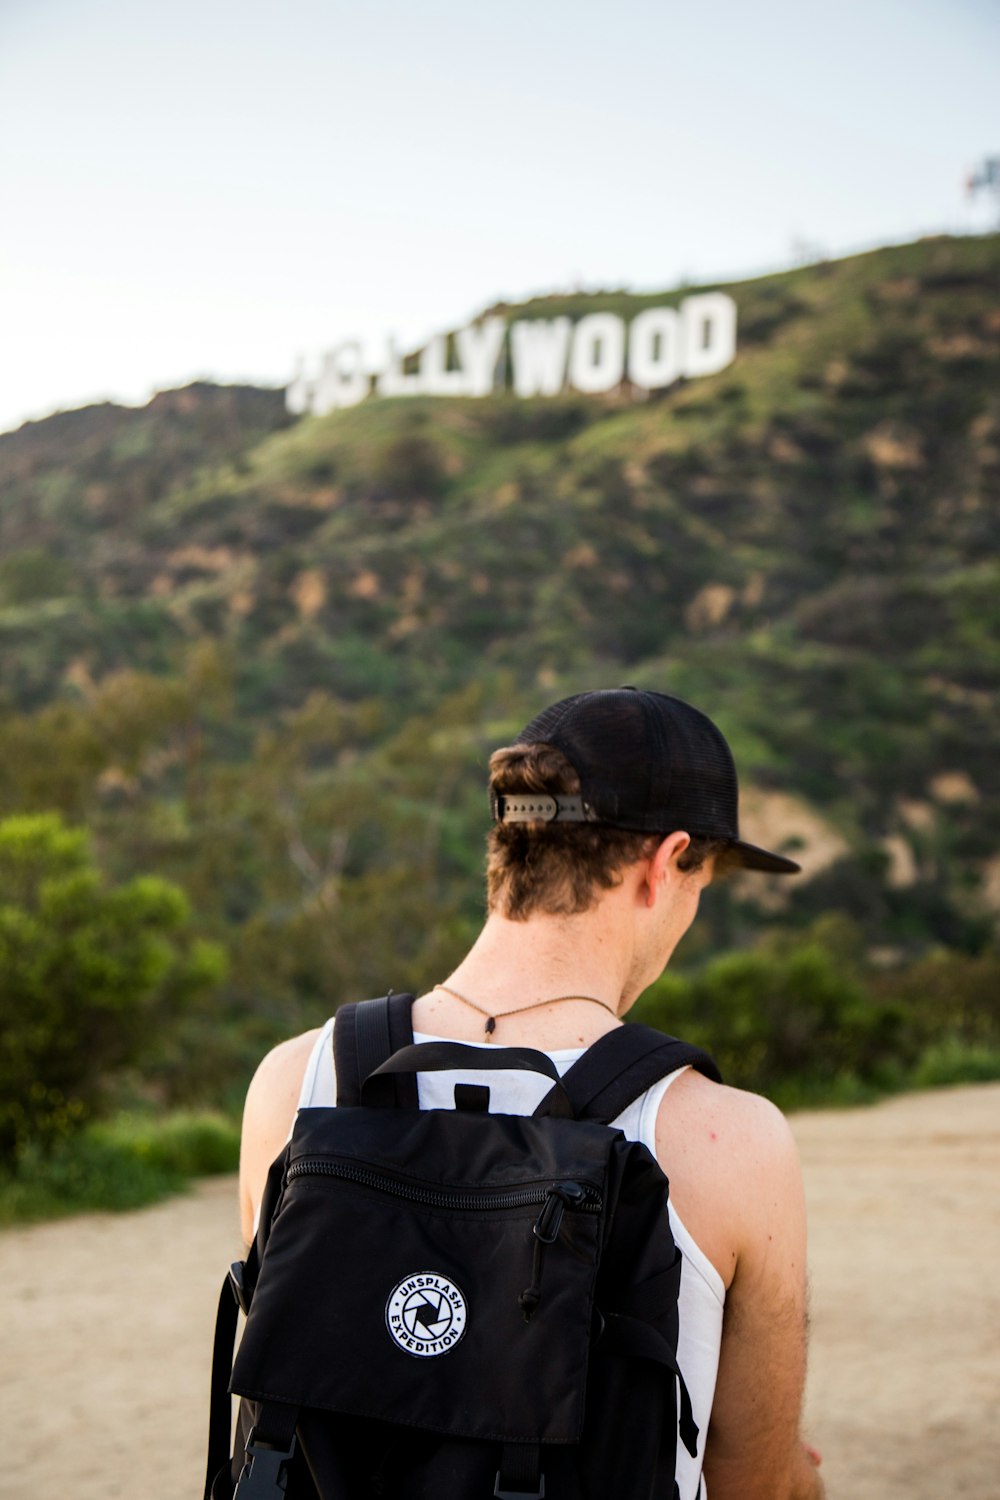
[494,794,588,823]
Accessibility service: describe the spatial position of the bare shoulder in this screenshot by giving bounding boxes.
[655,1070,803,1288]
[658,1068,800,1182]
[665,1068,797,1146]
[247,1027,322,1100]
[238,1028,323,1246]
[661,1074,818,1499]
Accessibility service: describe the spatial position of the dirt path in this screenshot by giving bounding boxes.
[793,1083,1000,1498]
[2,1083,998,1498]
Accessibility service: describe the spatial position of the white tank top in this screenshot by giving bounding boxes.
[297,1019,724,1500]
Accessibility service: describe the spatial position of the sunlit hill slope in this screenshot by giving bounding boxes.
[1,232,998,1082]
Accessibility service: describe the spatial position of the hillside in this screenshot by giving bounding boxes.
[1,233,998,1101]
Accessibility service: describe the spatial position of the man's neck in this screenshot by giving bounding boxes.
[445,901,642,1018]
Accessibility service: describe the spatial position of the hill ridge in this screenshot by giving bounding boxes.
[0,230,997,1030]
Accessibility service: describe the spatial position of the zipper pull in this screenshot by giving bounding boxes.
[519,1183,588,1321]
[533,1181,587,1244]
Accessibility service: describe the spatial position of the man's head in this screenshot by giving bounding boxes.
[487,686,799,921]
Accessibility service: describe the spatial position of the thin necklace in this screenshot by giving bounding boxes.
[433,983,618,1039]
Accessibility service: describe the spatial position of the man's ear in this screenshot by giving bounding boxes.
[642,831,691,907]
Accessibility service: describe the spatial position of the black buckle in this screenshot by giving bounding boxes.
[494,1477,545,1500]
[234,1429,298,1497]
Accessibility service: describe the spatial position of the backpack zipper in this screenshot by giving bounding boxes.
[286,1157,602,1219]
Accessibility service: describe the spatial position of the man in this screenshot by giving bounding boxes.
[240,687,825,1500]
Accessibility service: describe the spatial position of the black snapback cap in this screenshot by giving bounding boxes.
[495,687,800,875]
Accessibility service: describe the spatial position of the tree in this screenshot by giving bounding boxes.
[0,812,225,1163]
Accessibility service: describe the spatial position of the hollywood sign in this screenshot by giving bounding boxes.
[287,293,737,416]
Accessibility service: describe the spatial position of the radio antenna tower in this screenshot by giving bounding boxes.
[966,157,1000,227]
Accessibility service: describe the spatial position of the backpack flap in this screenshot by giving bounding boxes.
[230,1102,618,1447]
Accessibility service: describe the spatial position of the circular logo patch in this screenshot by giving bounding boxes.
[385,1272,468,1358]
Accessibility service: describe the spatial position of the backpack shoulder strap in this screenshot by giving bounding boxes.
[536,1023,722,1123]
[332,991,417,1107]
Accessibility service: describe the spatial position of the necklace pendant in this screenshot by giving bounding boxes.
[485,1016,496,1036]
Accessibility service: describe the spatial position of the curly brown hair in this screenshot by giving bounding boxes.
[486,743,726,920]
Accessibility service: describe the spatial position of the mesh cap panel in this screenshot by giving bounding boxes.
[512,688,799,874]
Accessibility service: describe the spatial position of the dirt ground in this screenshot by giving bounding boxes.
[1,1082,998,1498]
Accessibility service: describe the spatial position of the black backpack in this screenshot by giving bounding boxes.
[204,993,722,1500]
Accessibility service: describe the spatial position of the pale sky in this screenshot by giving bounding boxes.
[0,0,997,436]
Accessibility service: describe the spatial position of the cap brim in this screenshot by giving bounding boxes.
[727,839,802,875]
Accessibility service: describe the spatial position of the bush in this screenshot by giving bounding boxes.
[635,942,898,1098]
[0,547,73,606]
[0,1110,239,1224]
[871,949,1000,1053]
[375,433,447,498]
[633,934,1000,1107]
[0,812,226,1164]
[913,1039,1000,1089]
[100,1110,240,1177]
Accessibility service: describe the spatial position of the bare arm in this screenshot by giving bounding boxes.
[701,1097,824,1500]
[238,1028,321,1247]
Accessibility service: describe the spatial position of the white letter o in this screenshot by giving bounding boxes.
[568,313,626,394]
[628,308,682,390]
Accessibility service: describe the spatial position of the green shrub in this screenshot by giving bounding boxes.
[639,942,878,1099]
[633,935,1000,1108]
[0,812,227,1164]
[912,1038,1000,1089]
[95,1111,240,1177]
[0,1110,239,1225]
[0,548,74,606]
[375,433,447,498]
[634,942,898,1098]
[872,949,1000,1053]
